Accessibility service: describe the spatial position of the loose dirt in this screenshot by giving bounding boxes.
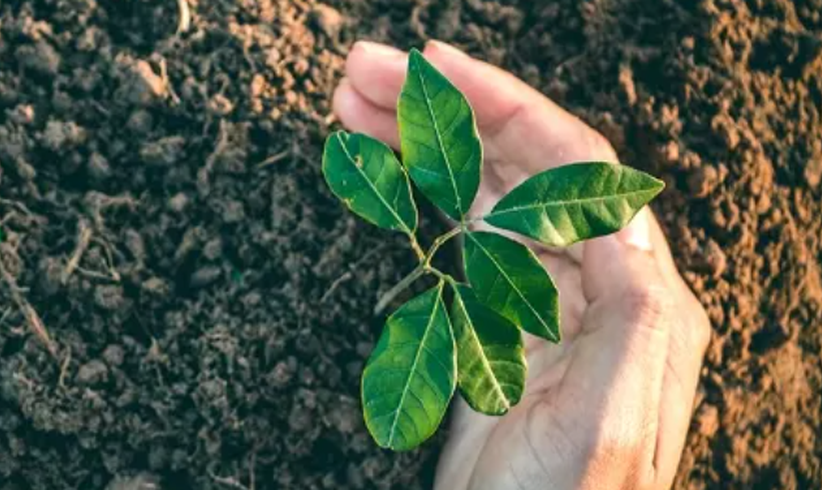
[0,0,820,489]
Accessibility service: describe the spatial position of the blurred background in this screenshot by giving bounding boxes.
[0,0,820,488]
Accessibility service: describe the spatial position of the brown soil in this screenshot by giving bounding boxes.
[0,0,820,489]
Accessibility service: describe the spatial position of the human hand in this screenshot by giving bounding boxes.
[333,40,711,490]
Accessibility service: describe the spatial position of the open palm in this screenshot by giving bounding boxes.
[333,40,710,490]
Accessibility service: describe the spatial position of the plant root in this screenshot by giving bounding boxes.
[0,256,58,359]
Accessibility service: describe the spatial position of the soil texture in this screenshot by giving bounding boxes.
[0,0,821,489]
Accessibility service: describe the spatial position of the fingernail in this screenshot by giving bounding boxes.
[352,40,405,59]
[617,208,653,252]
[425,40,470,58]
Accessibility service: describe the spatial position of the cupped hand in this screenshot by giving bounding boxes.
[333,40,711,490]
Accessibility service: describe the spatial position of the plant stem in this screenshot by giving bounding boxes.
[408,234,425,261]
[374,265,426,315]
[375,226,463,315]
[423,226,462,266]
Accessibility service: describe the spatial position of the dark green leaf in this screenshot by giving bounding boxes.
[323,131,418,234]
[451,284,526,415]
[362,283,456,451]
[398,49,482,221]
[484,162,664,246]
[463,231,560,342]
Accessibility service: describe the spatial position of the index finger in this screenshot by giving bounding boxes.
[340,40,617,174]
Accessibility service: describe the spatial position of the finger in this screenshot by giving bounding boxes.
[653,294,709,488]
[646,214,711,486]
[581,211,710,487]
[332,77,400,147]
[343,40,617,176]
[569,230,673,481]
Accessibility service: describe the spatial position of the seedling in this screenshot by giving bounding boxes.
[322,49,664,451]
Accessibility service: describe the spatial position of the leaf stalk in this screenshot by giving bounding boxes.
[375,226,463,314]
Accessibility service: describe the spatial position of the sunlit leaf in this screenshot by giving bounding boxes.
[451,284,526,415]
[323,130,418,234]
[484,162,664,246]
[362,283,456,451]
[398,49,482,221]
[463,231,560,342]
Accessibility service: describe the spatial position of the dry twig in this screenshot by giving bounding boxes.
[61,219,93,285]
[198,120,230,195]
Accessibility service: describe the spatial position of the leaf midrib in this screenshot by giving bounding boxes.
[486,186,660,219]
[413,56,463,217]
[467,234,559,342]
[386,284,443,448]
[455,292,510,410]
[336,133,414,235]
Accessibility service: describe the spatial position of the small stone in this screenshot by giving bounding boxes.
[76,360,109,385]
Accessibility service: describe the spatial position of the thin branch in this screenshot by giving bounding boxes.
[423,226,462,266]
[256,147,291,168]
[374,266,426,315]
[321,271,352,303]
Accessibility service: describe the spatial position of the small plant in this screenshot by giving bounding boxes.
[322,49,664,451]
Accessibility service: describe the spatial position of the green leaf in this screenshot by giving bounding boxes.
[463,231,560,342]
[451,284,526,415]
[362,283,456,451]
[398,49,482,221]
[484,162,664,247]
[323,130,418,234]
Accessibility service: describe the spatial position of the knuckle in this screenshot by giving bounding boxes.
[620,284,673,332]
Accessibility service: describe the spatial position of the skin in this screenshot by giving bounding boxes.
[333,40,712,490]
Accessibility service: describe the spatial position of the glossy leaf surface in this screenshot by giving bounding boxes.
[464,231,560,342]
[484,162,664,246]
[362,283,456,451]
[323,130,418,234]
[451,284,526,415]
[398,49,482,221]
